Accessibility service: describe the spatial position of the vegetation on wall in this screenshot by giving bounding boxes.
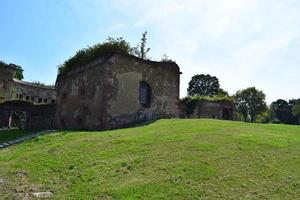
[0,60,24,80]
[57,31,167,75]
[132,31,151,60]
[58,37,132,75]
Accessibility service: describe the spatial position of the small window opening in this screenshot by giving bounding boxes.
[139,81,151,108]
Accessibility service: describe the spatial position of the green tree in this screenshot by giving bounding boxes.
[270,99,295,124]
[292,100,300,124]
[217,88,229,97]
[132,31,150,59]
[187,74,220,96]
[234,87,267,123]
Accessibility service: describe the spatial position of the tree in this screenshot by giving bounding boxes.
[132,31,150,59]
[292,100,300,124]
[234,87,267,123]
[217,88,229,97]
[270,99,294,124]
[187,74,220,96]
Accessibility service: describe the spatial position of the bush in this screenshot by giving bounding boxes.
[58,37,132,75]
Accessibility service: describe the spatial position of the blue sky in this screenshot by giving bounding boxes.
[1,0,300,103]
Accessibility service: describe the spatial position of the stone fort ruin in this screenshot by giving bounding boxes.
[1,52,234,130]
[0,64,56,104]
[56,54,180,130]
[0,64,57,129]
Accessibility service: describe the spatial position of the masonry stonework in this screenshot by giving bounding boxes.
[0,65,57,104]
[0,65,15,102]
[56,54,181,130]
[180,100,235,120]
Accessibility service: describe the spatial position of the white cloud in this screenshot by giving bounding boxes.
[108,0,300,102]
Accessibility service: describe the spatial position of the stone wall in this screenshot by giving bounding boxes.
[0,66,15,102]
[0,100,57,130]
[0,65,57,104]
[180,100,235,120]
[56,54,180,130]
[13,79,57,104]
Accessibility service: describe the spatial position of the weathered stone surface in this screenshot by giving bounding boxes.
[32,192,53,198]
[180,100,235,120]
[0,101,57,130]
[0,65,57,104]
[0,178,6,184]
[56,54,181,130]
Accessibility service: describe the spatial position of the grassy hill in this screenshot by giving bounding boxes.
[0,119,299,199]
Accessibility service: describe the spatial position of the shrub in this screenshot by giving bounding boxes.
[58,37,132,75]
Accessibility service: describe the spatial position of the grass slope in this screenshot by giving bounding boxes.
[0,119,299,199]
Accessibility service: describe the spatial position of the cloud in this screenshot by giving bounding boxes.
[108,0,300,102]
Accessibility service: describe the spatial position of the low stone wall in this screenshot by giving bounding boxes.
[0,100,57,130]
[180,99,235,120]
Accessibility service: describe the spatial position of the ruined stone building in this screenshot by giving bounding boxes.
[180,99,235,120]
[1,52,236,131]
[0,64,57,104]
[56,53,181,130]
[0,64,57,129]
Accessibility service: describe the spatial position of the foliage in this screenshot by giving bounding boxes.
[292,100,300,124]
[58,32,155,75]
[1,119,300,199]
[58,37,132,75]
[256,108,274,124]
[132,31,151,59]
[234,87,267,123]
[0,61,24,80]
[270,99,294,124]
[161,54,175,63]
[217,88,229,97]
[187,74,220,96]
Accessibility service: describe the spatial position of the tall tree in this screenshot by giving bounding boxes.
[187,74,220,96]
[292,100,300,124]
[270,99,294,124]
[234,87,267,123]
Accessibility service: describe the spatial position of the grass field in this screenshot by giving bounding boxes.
[0,129,32,144]
[0,119,299,199]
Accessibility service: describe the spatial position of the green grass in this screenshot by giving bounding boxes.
[0,129,32,143]
[0,119,299,199]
